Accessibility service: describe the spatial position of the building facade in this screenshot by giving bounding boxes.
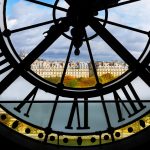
[95,61,128,77]
[31,60,90,78]
[30,59,128,78]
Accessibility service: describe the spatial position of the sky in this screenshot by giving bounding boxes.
[4,0,150,61]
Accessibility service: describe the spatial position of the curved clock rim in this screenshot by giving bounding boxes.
[0,114,150,150]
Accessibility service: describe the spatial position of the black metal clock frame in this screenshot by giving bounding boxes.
[0,0,150,149]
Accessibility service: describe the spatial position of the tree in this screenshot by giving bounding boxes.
[100,73,115,84]
[66,79,78,88]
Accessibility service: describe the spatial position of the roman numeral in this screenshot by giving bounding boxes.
[0,65,12,75]
[65,98,90,129]
[0,52,3,57]
[113,83,146,122]
[0,59,7,66]
[0,20,68,95]
[0,58,12,75]
[14,87,38,117]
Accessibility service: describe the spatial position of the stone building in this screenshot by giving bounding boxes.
[31,60,90,78]
[95,61,128,77]
[20,52,128,78]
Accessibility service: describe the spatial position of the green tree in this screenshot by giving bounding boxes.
[66,79,78,88]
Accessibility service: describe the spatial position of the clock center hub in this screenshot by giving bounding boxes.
[66,0,95,28]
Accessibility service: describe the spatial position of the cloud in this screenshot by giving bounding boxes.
[5,0,150,61]
[7,19,17,29]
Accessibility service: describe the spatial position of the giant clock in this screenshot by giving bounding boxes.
[0,0,150,150]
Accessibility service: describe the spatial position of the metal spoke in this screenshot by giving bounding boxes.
[25,0,67,12]
[60,41,74,83]
[43,94,59,143]
[84,29,103,87]
[90,18,140,68]
[11,18,63,34]
[44,41,74,143]
[140,38,150,66]
[97,18,148,35]
[100,95,115,142]
[89,18,150,86]
[99,0,140,11]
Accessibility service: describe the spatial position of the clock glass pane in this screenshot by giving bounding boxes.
[0,0,150,147]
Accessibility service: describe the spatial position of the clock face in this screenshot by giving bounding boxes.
[0,0,150,149]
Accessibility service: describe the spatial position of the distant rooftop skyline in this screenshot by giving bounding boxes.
[19,50,127,63]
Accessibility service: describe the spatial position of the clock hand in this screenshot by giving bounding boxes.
[84,29,103,87]
[89,18,150,87]
[0,18,70,94]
